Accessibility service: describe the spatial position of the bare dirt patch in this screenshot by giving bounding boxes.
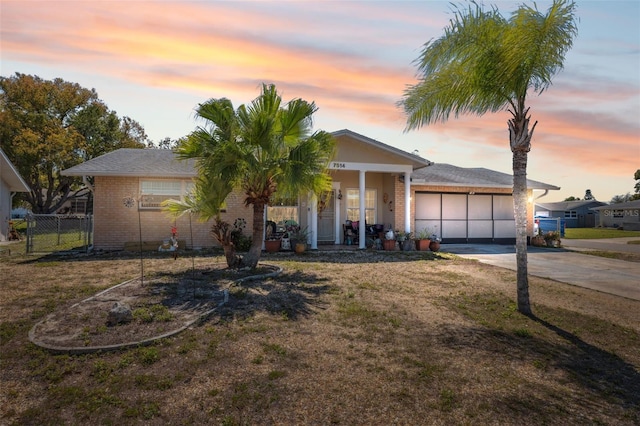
[29,264,281,350]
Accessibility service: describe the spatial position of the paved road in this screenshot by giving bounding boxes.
[443,242,640,301]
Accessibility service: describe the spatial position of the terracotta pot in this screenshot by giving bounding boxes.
[531,235,545,247]
[295,242,306,254]
[415,239,431,251]
[265,239,280,253]
[429,240,441,252]
[383,239,396,251]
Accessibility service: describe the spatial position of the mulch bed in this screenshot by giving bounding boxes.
[28,264,280,352]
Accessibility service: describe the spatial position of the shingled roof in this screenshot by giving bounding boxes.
[411,163,559,190]
[61,149,196,178]
[536,200,607,211]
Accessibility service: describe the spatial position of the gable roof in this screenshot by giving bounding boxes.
[0,148,30,192]
[536,200,607,211]
[411,163,559,190]
[332,129,430,169]
[62,130,432,178]
[590,200,640,210]
[61,149,196,178]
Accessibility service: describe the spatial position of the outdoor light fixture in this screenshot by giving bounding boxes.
[337,189,342,200]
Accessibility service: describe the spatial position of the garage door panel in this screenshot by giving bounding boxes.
[468,195,492,219]
[415,194,441,219]
[442,220,467,238]
[493,196,514,220]
[415,220,441,238]
[468,220,493,238]
[494,220,516,238]
[442,194,467,220]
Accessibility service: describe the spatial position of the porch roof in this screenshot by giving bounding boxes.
[332,129,430,169]
[411,163,559,191]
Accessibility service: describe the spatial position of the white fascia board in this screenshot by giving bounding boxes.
[329,161,413,174]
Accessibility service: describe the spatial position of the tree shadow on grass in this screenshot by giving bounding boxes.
[217,269,333,321]
[142,267,333,323]
[527,313,640,411]
[434,316,640,421]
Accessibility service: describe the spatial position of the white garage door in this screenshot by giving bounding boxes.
[414,193,516,243]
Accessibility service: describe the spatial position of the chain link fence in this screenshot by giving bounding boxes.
[25,214,93,254]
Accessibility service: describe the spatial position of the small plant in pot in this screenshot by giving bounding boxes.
[383,228,396,251]
[414,227,432,251]
[291,226,310,253]
[543,231,561,248]
[396,231,414,251]
[531,229,545,247]
[429,234,441,252]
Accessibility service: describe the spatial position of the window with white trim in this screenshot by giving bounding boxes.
[140,180,193,209]
[346,188,376,223]
[564,210,577,218]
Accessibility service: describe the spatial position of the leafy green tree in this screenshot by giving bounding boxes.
[610,170,640,202]
[564,196,580,201]
[400,1,578,315]
[0,73,147,213]
[611,193,632,204]
[166,83,335,269]
[152,137,184,150]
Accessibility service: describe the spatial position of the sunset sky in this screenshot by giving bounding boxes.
[1,0,639,202]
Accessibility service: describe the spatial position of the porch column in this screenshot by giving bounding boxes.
[310,192,318,250]
[359,170,366,249]
[333,183,341,244]
[404,171,411,234]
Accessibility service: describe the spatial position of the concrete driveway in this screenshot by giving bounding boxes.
[442,242,640,301]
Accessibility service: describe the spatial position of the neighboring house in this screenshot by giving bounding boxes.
[0,148,30,241]
[61,129,560,251]
[535,200,607,228]
[590,200,640,230]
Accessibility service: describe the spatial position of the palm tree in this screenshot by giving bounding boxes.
[400,1,578,315]
[168,83,335,269]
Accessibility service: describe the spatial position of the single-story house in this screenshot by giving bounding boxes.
[61,129,559,250]
[590,200,640,230]
[0,148,30,241]
[534,200,607,228]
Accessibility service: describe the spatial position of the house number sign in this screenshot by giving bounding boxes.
[331,162,347,169]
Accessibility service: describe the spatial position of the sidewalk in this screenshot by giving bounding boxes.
[443,243,640,301]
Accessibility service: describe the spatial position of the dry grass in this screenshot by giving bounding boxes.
[1,249,639,425]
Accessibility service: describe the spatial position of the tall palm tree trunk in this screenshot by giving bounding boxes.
[512,149,531,315]
[509,107,536,315]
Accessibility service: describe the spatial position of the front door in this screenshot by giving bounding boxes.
[317,190,335,243]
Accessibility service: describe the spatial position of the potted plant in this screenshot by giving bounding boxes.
[414,227,431,251]
[383,229,396,251]
[291,226,310,253]
[264,237,281,253]
[531,229,545,247]
[429,234,441,252]
[543,231,561,248]
[396,231,414,251]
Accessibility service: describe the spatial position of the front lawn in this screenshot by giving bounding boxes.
[564,228,640,239]
[1,250,639,424]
